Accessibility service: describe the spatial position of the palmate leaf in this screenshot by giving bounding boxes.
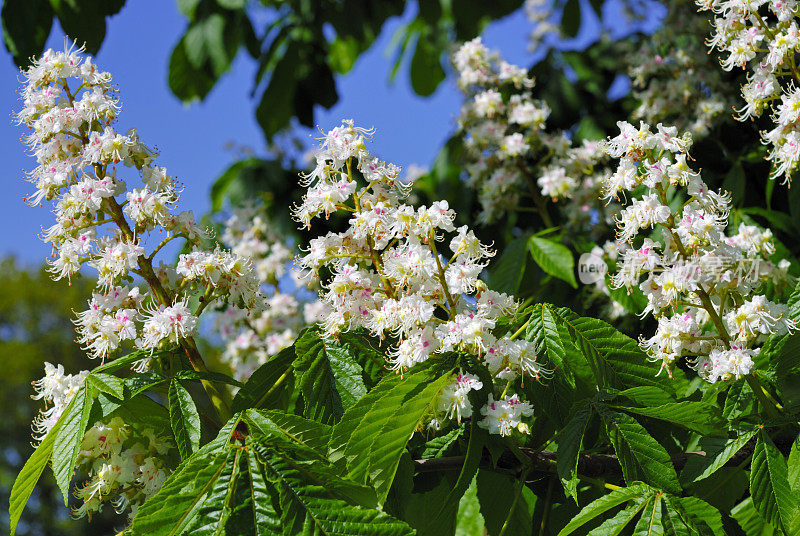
[476,469,535,536]
[257,444,415,536]
[749,430,800,533]
[294,328,367,424]
[329,363,453,504]
[132,413,414,536]
[599,408,681,494]
[550,306,668,391]
[130,419,240,536]
[731,497,778,535]
[242,409,331,456]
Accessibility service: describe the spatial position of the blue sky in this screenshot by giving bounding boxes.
[0,0,659,265]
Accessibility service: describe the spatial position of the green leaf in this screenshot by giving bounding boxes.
[680,428,758,484]
[456,476,485,536]
[232,345,295,412]
[130,420,240,535]
[168,34,218,102]
[551,306,667,390]
[1,0,54,67]
[409,28,445,96]
[489,234,529,294]
[749,430,800,532]
[731,497,777,536]
[429,423,486,532]
[243,409,331,455]
[50,0,107,54]
[632,497,664,536]
[294,328,367,424]
[788,432,800,491]
[600,409,681,493]
[557,483,656,536]
[477,469,536,536]
[528,236,578,288]
[421,427,463,458]
[52,381,93,504]
[257,444,415,536]
[175,370,243,387]
[558,402,591,502]
[180,448,242,534]
[612,401,726,436]
[226,442,282,535]
[668,496,725,536]
[561,0,582,38]
[329,364,453,503]
[87,372,124,399]
[8,417,59,535]
[723,380,754,420]
[587,498,648,535]
[169,380,201,460]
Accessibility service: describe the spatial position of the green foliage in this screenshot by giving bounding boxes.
[169,380,202,460]
[329,364,453,504]
[528,236,578,288]
[293,327,368,424]
[130,411,415,536]
[1,0,124,66]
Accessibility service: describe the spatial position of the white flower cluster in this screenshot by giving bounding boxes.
[73,417,171,520]
[697,0,800,181]
[629,1,729,137]
[31,362,88,443]
[453,38,614,234]
[604,121,795,382]
[15,45,265,364]
[214,203,324,381]
[295,120,546,436]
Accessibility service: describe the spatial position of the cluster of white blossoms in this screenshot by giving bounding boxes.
[15,45,265,367]
[603,121,795,381]
[453,38,614,234]
[31,362,89,443]
[214,203,324,381]
[294,120,546,436]
[73,417,171,520]
[697,0,800,181]
[629,1,729,137]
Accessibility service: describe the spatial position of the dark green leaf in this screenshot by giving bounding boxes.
[1,0,54,67]
[169,380,201,460]
[294,328,367,424]
[232,345,295,412]
[556,483,655,536]
[558,402,591,502]
[749,430,800,532]
[409,29,445,97]
[600,409,681,493]
[612,401,726,436]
